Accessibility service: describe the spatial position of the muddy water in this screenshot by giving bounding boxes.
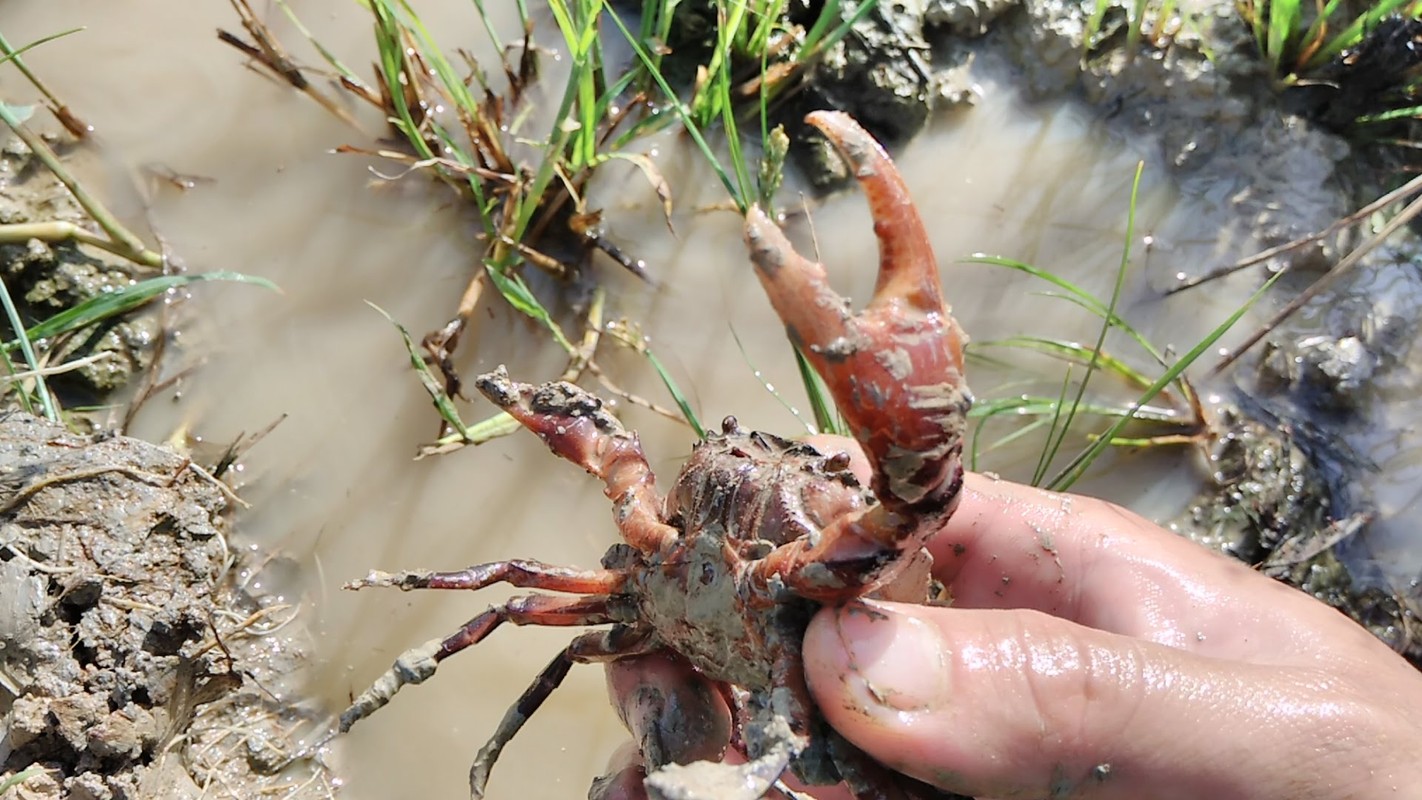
[4,3,1275,798]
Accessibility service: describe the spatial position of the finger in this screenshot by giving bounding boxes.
[929,473,1369,659]
[803,600,1373,800]
[804,435,1355,659]
[589,742,649,800]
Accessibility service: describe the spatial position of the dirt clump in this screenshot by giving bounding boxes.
[0,136,157,401]
[0,412,329,799]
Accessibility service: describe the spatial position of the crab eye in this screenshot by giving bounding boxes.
[824,452,851,472]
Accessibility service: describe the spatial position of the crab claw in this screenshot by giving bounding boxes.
[745,111,969,511]
[475,367,679,554]
[744,112,971,599]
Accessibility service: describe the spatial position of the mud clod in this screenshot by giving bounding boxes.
[0,138,157,401]
[0,412,330,799]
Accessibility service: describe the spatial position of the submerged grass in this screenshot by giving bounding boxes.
[962,163,1244,491]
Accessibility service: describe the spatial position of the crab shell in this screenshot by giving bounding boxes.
[619,418,936,692]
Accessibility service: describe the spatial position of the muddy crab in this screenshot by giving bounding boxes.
[339,111,972,799]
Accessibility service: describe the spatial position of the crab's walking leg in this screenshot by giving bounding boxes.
[476,367,680,554]
[470,625,658,799]
[339,593,629,734]
[346,558,627,594]
[744,111,971,600]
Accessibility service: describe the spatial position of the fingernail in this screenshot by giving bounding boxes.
[834,601,951,713]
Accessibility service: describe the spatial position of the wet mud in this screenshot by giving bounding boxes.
[0,413,328,798]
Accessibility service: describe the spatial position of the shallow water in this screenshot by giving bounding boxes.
[0,3,1357,798]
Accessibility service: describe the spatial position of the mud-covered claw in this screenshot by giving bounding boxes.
[744,112,972,599]
[474,368,679,554]
[474,366,629,468]
[643,740,795,800]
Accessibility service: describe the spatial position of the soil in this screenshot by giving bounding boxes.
[1,132,332,796]
[0,412,329,799]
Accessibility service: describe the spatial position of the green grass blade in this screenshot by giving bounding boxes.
[1030,162,1144,484]
[730,328,815,434]
[1047,267,1288,491]
[603,5,744,210]
[274,2,363,80]
[0,766,47,794]
[645,348,705,438]
[979,335,1156,390]
[17,271,278,346]
[795,346,844,435]
[1292,0,1348,69]
[1303,0,1412,69]
[1357,104,1422,124]
[515,0,596,238]
[0,335,32,415]
[966,256,1168,367]
[470,0,508,52]
[1084,0,1110,50]
[0,27,84,68]
[1266,0,1294,65]
[367,301,472,441]
[0,275,53,419]
[483,264,575,353]
[1031,365,1076,484]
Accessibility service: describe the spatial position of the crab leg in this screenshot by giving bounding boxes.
[744,111,971,601]
[345,559,627,595]
[339,593,628,734]
[476,367,680,554]
[471,625,658,798]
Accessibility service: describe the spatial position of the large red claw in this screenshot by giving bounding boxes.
[744,112,969,512]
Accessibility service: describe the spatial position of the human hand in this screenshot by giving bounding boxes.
[803,438,1422,799]
[595,436,1422,799]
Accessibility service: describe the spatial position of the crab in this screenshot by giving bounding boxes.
[338,111,972,799]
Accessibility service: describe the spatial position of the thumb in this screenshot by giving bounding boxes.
[802,601,1335,800]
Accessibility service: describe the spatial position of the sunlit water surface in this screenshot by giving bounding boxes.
[1,2,1375,798]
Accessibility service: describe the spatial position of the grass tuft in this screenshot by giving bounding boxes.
[963,163,1227,489]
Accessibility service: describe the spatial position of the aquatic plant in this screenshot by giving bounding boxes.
[1239,0,1415,79]
[221,0,869,453]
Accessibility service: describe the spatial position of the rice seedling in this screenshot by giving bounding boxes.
[1239,0,1416,80]
[962,164,1283,491]
[220,0,874,450]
